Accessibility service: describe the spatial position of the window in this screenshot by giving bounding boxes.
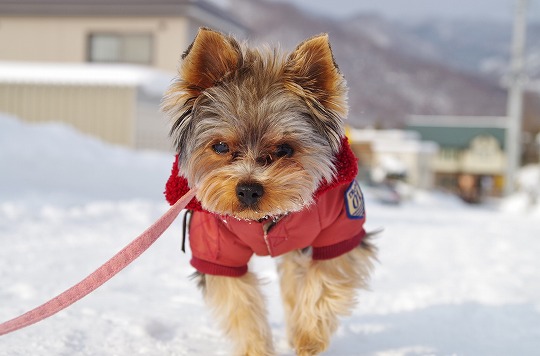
[88,33,153,65]
[440,148,458,161]
[469,135,500,159]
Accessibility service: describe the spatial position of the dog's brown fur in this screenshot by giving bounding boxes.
[163,28,376,355]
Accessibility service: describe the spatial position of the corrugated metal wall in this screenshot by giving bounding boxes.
[0,82,136,147]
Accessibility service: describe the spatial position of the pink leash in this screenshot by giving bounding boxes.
[0,188,197,336]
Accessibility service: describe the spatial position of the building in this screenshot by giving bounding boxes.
[0,0,246,73]
[0,0,246,151]
[407,115,507,199]
[0,62,176,150]
[348,128,438,190]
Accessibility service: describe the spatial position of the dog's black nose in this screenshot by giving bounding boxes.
[236,182,264,207]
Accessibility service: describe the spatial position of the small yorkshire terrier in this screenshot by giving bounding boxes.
[163,28,376,356]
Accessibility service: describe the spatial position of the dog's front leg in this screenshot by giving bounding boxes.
[197,272,274,356]
[279,243,376,356]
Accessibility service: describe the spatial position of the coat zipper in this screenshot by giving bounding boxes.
[261,214,287,256]
[262,221,274,256]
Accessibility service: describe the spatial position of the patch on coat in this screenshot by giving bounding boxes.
[345,180,365,219]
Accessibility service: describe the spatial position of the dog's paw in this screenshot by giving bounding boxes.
[237,344,275,356]
[295,346,326,356]
[293,333,328,356]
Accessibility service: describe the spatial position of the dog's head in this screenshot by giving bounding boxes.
[162,28,348,220]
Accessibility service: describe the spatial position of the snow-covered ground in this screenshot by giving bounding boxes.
[1,114,539,355]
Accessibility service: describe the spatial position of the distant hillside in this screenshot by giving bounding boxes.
[225,0,508,128]
[399,18,540,135]
[401,19,540,81]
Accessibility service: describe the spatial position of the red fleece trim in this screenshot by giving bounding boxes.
[190,256,248,277]
[312,230,365,260]
[164,136,358,210]
[164,155,203,211]
[314,137,359,198]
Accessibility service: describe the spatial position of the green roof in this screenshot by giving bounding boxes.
[407,125,506,149]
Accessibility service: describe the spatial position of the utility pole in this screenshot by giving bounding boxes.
[504,0,528,195]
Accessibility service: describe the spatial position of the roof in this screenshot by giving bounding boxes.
[0,0,246,31]
[348,128,438,154]
[407,115,507,149]
[408,115,508,129]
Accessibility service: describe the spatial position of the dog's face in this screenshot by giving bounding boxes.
[162,28,348,220]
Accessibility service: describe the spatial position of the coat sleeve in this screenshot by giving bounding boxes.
[188,211,253,277]
[311,180,366,260]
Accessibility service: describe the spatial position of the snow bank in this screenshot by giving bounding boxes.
[0,61,173,97]
[500,164,540,216]
[0,113,173,205]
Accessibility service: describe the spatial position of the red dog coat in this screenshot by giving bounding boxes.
[165,138,366,277]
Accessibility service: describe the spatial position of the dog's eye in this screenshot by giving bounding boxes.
[212,142,230,154]
[275,144,294,158]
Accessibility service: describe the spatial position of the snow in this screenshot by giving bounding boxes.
[0,61,173,97]
[1,114,540,355]
[500,164,540,216]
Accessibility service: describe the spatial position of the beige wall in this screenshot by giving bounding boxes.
[461,136,505,175]
[434,136,506,175]
[373,150,436,189]
[0,82,136,146]
[434,148,461,173]
[0,16,189,73]
[135,90,172,151]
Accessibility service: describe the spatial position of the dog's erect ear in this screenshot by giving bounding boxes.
[180,27,241,95]
[286,34,347,116]
[162,28,241,154]
[286,34,347,152]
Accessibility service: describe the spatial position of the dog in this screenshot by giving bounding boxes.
[162,28,376,356]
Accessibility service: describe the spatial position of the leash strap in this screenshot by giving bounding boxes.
[0,188,197,336]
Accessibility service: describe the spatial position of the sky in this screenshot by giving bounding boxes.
[279,0,540,22]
